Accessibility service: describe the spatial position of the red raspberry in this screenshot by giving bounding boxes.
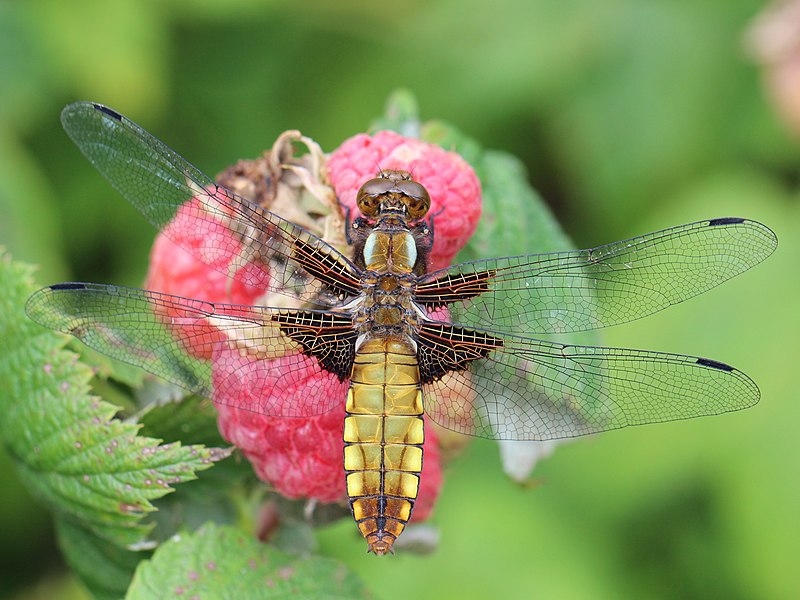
[145,197,270,359]
[327,130,482,272]
[212,347,348,502]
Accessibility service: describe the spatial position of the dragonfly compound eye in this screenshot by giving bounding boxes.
[397,181,431,219]
[356,177,394,217]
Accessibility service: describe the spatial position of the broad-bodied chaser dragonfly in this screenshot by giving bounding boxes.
[26,102,777,555]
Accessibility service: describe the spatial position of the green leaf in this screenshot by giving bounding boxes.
[55,516,145,600]
[135,393,261,546]
[76,341,146,390]
[144,471,243,546]
[370,88,421,137]
[126,523,369,600]
[421,118,485,167]
[137,393,225,447]
[0,250,231,549]
[267,496,352,556]
[459,149,574,260]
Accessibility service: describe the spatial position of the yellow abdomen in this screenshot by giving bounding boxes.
[344,335,424,555]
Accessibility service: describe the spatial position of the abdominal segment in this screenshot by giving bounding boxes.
[344,336,424,555]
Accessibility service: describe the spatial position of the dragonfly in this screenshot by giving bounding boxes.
[26,102,777,555]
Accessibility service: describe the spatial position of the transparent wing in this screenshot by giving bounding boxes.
[420,326,759,441]
[61,102,361,305]
[26,283,354,417]
[417,218,776,335]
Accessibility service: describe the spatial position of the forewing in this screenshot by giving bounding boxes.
[419,324,759,441]
[417,219,776,335]
[61,102,361,305]
[26,283,354,417]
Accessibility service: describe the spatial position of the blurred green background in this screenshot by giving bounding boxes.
[1,0,798,599]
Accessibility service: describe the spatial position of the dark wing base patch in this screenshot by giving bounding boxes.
[416,270,496,308]
[417,322,503,384]
[291,239,361,299]
[271,311,357,380]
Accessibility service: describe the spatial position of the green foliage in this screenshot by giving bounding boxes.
[55,517,144,600]
[136,394,256,545]
[0,251,233,595]
[137,393,225,447]
[126,523,369,600]
[370,89,422,138]
[0,258,229,545]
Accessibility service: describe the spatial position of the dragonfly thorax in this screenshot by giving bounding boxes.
[355,271,421,337]
[363,230,418,273]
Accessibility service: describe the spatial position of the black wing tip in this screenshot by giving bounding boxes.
[49,282,88,291]
[707,217,745,226]
[696,357,735,372]
[61,101,123,122]
[705,217,778,253]
[91,103,123,121]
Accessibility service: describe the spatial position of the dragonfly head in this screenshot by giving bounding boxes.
[356,170,431,221]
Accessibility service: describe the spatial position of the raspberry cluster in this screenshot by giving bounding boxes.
[145,131,482,525]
